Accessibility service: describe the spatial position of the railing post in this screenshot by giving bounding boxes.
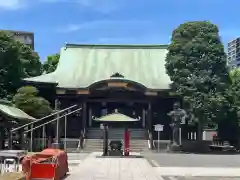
[55,99,61,146]
[64,112,68,150]
[42,125,45,149]
[30,124,33,152]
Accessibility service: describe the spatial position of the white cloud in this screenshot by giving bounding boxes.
[0,0,27,10]
[40,0,125,13]
[56,19,155,33]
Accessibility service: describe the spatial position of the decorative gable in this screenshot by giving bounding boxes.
[110,72,124,78]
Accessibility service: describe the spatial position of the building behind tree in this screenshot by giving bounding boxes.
[227,37,240,69]
[1,30,34,50]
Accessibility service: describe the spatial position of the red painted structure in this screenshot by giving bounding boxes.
[21,149,68,180]
[124,128,130,156]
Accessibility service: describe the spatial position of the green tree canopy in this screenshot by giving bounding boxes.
[0,31,42,99]
[165,21,229,139]
[226,68,240,119]
[43,53,60,73]
[12,86,52,118]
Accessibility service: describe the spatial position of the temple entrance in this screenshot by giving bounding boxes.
[87,101,147,129]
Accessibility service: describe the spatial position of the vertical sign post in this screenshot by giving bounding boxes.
[154,124,164,152]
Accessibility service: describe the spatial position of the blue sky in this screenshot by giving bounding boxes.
[0,0,239,61]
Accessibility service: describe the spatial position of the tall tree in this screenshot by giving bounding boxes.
[165,21,229,140]
[212,69,240,145]
[227,68,240,121]
[12,86,52,118]
[43,53,60,73]
[0,31,42,99]
[18,41,42,77]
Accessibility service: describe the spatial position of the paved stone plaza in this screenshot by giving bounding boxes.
[144,152,240,167]
[2,152,240,180]
[162,177,239,180]
[65,152,240,180]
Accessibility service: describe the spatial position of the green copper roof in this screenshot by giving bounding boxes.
[0,104,35,121]
[93,112,139,122]
[24,44,171,90]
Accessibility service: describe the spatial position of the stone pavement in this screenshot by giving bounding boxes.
[65,152,240,180]
[67,153,89,172]
[144,152,240,167]
[162,177,239,180]
[66,152,163,180]
[155,167,240,177]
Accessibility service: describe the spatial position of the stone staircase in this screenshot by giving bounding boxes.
[83,128,149,152]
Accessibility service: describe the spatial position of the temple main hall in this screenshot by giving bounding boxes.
[24,44,179,144]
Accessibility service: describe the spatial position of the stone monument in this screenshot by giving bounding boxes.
[167,102,186,150]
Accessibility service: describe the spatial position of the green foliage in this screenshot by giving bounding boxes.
[227,68,240,119]
[43,53,60,73]
[17,41,43,77]
[12,86,52,118]
[0,31,42,99]
[165,21,229,138]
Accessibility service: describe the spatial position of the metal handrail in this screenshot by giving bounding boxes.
[24,108,82,133]
[11,104,78,132]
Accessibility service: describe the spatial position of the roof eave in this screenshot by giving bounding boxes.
[65,43,169,49]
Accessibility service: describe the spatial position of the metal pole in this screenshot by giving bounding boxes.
[30,124,33,152]
[64,114,67,150]
[179,128,182,146]
[42,125,45,149]
[157,131,160,152]
[55,99,60,144]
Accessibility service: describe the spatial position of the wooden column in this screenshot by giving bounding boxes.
[142,109,146,128]
[88,108,92,127]
[0,122,4,150]
[147,103,152,131]
[82,102,87,128]
[19,129,25,150]
[147,102,154,149]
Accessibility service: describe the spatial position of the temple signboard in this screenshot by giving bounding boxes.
[107,82,128,88]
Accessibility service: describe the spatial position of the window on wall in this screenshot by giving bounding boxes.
[24,36,32,44]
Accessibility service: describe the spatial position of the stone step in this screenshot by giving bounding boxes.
[83,138,149,152]
[86,128,147,140]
